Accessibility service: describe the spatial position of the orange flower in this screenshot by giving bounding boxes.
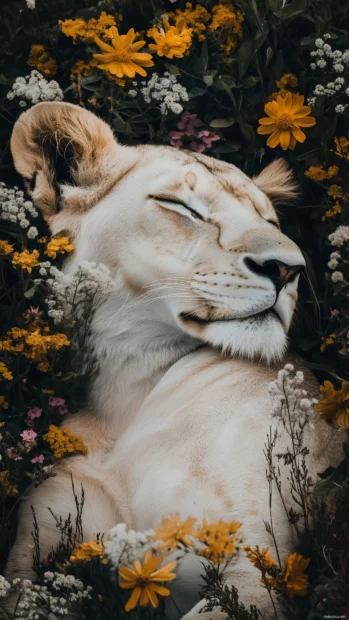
[152,513,197,549]
[148,18,192,59]
[317,380,349,427]
[258,92,316,150]
[119,549,176,611]
[94,26,153,78]
[284,553,310,598]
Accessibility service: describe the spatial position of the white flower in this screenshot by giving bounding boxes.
[27,226,39,239]
[335,104,347,113]
[323,33,331,40]
[7,70,63,106]
[136,72,189,115]
[315,38,324,48]
[105,523,155,567]
[317,59,327,68]
[328,225,349,247]
[328,258,338,269]
[0,575,11,598]
[26,0,36,7]
[334,63,345,73]
[128,89,137,97]
[331,270,344,282]
[310,63,316,70]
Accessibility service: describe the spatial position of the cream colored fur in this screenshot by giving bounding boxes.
[7,102,339,619]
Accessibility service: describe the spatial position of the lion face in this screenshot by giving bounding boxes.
[11,102,305,362]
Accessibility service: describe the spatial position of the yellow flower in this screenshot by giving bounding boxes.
[334,135,349,160]
[60,12,117,43]
[43,425,88,458]
[305,165,328,182]
[320,333,336,352]
[0,471,18,497]
[27,45,57,76]
[12,249,40,273]
[276,74,298,90]
[322,201,342,221]
[209,2,244,54]
[328,184,347,200]
[0,240,14,255]
[328,165,340,178]
[70,59,97,81]
[152,513,197,549]
[305,164,339,182]
[316,381,349,427]
[45,236,74,259]
[169,2,210,42]
[94,26,154,79]
[0,362,13,381]
[148,18,193,59]
[119,549,177,611]
[197,519,242,563]
[71,539,105,562]
[284,553,310,598]
[258,93,316,150]
[42,389,54,395]
[268,88,291,101]
[244,546,277,571]
[0,396,9,409]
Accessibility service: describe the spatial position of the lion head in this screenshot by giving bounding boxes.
[11,102,304,362]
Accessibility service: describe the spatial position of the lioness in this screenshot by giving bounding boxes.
[7,102,337,618]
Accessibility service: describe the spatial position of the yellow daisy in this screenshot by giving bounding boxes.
[152,513,197,549]
[147,18,192,59]
[284,553,310,598]
[119,549,176,611]
[258,92,316,151]
[94,26,154,78]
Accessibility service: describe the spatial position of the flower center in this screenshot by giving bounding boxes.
[275,114,293,130]
[114,50,131,62]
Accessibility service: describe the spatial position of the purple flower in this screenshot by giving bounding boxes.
[26,407,42,427]
[188,141,206,153]
[49,396,66,408]
[31,454,44,464]
[178,112,203,135]
[6,448,22,461]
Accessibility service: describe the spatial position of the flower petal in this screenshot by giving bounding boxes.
[279,130,291,150]
[292,127,306,143]
[295,117,316,127]
[94,37,114,53]
[125,586,142,611]
[290,94,305,113]
[257,125,275,135]
[266,130,281,148]
[259,117,278,125]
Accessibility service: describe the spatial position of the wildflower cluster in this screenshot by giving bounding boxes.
[7,70,63,107]
[170,111,220,152]
[27,45,57,76]
[308,35,349,113]
[43,424,88,458]
[0,183,38,234]
[129,72,189,116]
[7,572,92,619]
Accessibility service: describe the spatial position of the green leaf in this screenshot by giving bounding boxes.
[238,121,256,142]
[267,0,280,11]
[238,38,254,79]
[210,117,235,128]
[296,148,320,161]
[315,459,348,496]
[280,0,308,20]
[203,75,214,86]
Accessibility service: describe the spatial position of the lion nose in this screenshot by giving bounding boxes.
[244,258,304,291]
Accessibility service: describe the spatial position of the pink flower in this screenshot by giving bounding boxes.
[20,430,37,445]
[197,129,220,148]
[26,407,42,427]
[31,454,44,464]
[49,396,66,408]
[6,448,22,461]
[23,306,41,320]
[169,131,184,148]
[58,406,68,415]
[188,141,206,153]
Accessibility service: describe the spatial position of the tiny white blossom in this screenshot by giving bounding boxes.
[334,63,344,73]
[328,225,349,247]
[27,226,39,239]
[26,0,36,7]
[331,270,344,282]
[315,38,324,48]
[335,104,347,113]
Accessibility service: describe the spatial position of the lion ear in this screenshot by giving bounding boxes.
[10,102,128,225]
[253,159,300,205]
